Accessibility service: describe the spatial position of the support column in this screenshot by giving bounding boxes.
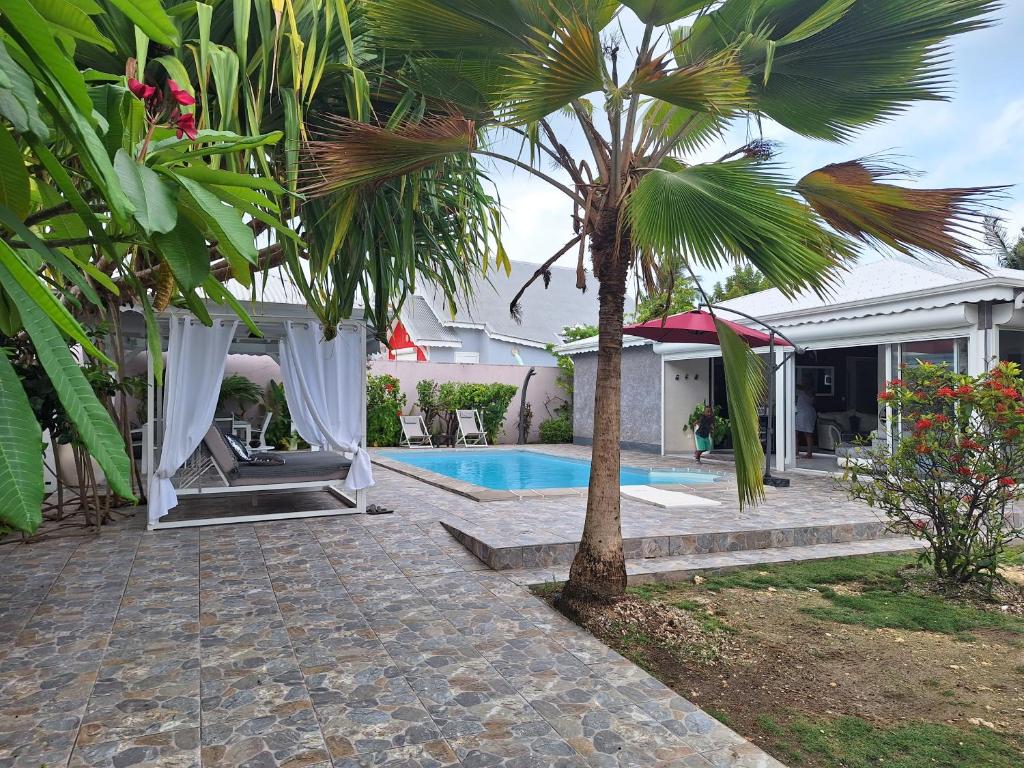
[776,350,795,471]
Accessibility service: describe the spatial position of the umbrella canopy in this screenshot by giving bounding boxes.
[623,310,790,347]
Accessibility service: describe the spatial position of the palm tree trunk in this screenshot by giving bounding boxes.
[558,230,629,611]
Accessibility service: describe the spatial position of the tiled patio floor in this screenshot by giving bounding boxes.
[1,462,786,768]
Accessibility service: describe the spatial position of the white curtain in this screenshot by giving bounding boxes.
[279,322,374,490]
[148,317,237,524]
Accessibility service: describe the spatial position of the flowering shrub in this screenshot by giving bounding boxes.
[840,361,1024,587]
[366,374,406,447]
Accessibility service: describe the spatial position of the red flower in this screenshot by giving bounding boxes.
[167,79,196,106]
[955,385,973,396]
[1004,428,1020,439]
[996,402,1008,413]
[998,477,1016,488]
[975,474,989,484]
[889,378,905,387]
[961,438,981,451]
[1003,387,1020,399]
[878,391,893,402]
[915,418,933,431]
[933,414,949,424]
[912,519,928,531]
[936,386,955,398]
[127,77,157,102]
[915,443,932,455]
[956,466,972,476]
[173,110,198,140]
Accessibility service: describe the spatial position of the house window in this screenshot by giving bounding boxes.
[454,351,479,364]
[901,338,967,373]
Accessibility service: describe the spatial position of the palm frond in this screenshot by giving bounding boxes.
[363,0,530,53]
[633,51,751,116]
[638,102,726,158]
[499,13,604,125]
[301,116,476,197]
[795,159,1000,270]
[716,318,766,508]
[629,159,848,298]
[681,0,1000,140]
[621,1,712,26]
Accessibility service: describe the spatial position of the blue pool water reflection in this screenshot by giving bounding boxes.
[380,449,721,491]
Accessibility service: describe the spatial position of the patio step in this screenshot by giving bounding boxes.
[441,517,906,571]
[502,536,924,586]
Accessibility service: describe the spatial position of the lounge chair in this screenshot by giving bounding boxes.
[399,415,433,448]
[455,409,488,447]
[199,425,351,488]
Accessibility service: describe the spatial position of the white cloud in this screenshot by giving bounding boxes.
[491,169,577,266]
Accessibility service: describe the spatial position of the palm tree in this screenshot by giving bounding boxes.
[303,0,1000,609]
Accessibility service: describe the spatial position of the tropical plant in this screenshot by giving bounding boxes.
[262,379,293,449]
[539,415,574,443]
[632,272,697,323]
[367,373,406,447]
[298,0,1002,608]
[217,375,263,418]
[0,0,504,534]
[984,216,1024,271]
[438,383,519,443]
[840,362,1024,589]
[711,263,772,303]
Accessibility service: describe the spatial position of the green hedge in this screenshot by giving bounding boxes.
[416,380,517,443]
[539,415,573,443]
[367,374,406,447]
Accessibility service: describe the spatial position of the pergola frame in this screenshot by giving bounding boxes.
[136,300,368,530]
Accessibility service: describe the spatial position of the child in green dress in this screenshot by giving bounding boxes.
[693,404,714,464]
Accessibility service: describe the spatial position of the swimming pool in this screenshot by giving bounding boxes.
[379,449,721,491]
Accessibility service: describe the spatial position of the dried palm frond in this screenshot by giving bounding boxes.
[301,116,477,197]
[796,159,1002,270]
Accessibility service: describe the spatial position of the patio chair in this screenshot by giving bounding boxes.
[399,415,433,448]
[250,410,275,451]
[455,409,488,447]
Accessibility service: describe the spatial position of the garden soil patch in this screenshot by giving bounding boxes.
[542,586,1024,765]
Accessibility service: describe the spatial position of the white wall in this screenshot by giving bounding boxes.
[662,359,710,454]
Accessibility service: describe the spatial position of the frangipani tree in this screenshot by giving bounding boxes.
[305,0,999,608]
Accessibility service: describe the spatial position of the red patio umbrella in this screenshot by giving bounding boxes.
[623,310,791,347]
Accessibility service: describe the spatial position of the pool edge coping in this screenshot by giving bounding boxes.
[371,448,726,503]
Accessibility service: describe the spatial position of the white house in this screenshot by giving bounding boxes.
[558,258,1024,470]
[386,261,602,366]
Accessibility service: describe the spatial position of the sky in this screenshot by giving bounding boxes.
[485,3,1024,293]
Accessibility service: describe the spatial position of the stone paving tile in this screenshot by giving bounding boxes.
[330,740,460,768]
[0,454,802,767]
[200,707,330,767]
[69,727,201,768]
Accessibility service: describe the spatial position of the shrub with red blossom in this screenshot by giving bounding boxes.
[840,361,1024,588]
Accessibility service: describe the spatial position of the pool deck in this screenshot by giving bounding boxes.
[376,445,913,578]
[0,456,788,768]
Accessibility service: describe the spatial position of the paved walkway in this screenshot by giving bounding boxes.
[1,465,783,768]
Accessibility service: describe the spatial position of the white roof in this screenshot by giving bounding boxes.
[716,257,1024,324]
[418,260,604,349]
[557,257,1024,355]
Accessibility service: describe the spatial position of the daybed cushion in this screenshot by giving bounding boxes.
[230,450,352,486]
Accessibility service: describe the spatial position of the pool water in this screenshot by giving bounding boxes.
[380,449,721,491]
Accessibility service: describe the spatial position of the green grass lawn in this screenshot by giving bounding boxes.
[630,551,1024,637]
[757,714,1023,768]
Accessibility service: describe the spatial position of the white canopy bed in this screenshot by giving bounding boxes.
[138,300,372,530]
